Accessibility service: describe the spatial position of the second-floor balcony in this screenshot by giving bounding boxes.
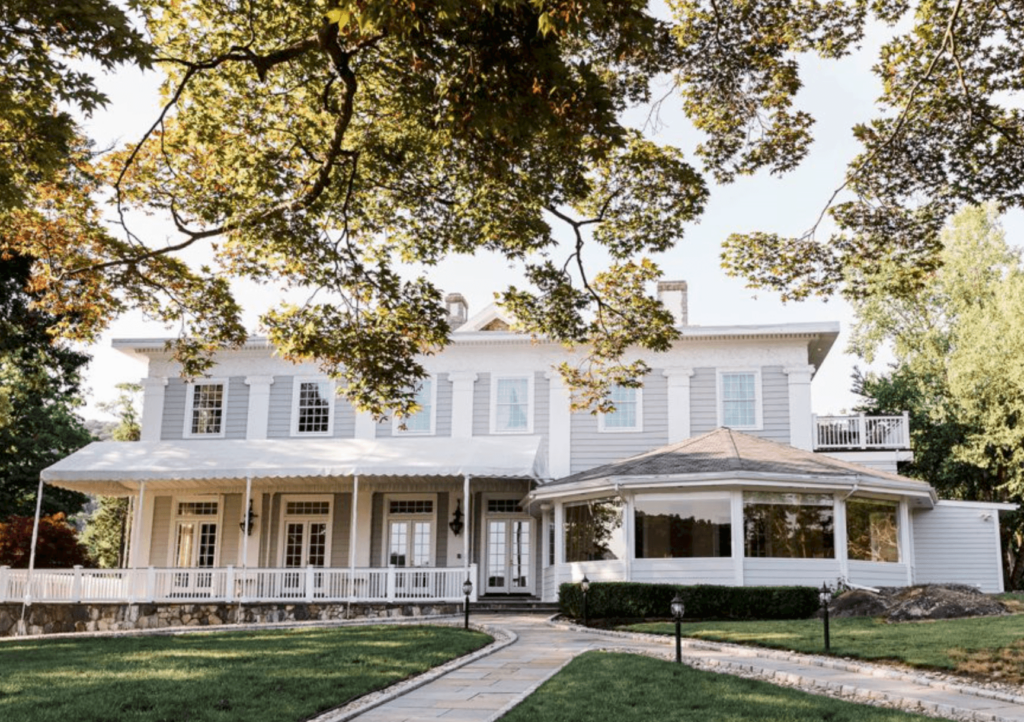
[813,413,911,451]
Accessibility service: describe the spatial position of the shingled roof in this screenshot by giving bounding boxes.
[541,428,933,495]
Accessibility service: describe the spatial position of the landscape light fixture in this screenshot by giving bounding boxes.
[580,575,590,627]
[819,583,833,652]
[449,499,465,536]
[239,500,258,536]
[670,594,686,664]
[463,577,473,630]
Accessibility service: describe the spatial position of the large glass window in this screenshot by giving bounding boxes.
[847,498,899,562]
[189,383,224,436]
[635,495,731,558]
[495,377,530,432]
[563,498,625,562]
[721,372,756,428]
[600,385,641,432]
[295,380,332,434]
[744,492,835,559]
[397,379,433,434]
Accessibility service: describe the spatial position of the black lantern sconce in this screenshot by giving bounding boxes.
[449,498,465,536]
[239,499,258,536]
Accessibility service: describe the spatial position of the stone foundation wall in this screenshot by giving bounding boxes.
[0,601,461,637]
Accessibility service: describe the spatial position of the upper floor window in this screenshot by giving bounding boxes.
[492,376,532,433]
[394,378,435,435]
[291,378,334,436]
[184,380,227,438]
[599,385,642,432]
[718,370,762,430]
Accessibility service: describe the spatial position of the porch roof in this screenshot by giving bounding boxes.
[42,436,546,494]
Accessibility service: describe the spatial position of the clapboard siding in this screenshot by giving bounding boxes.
[160,380,186,440]
[220,493,242,565]
[370,493,383,567]
[331,493,352,566]
[472,374,491,436]
[631,558,736,585]
[225,378,248,439]
[689,367,718,435]
[743,558,841,586]
[912,503,1003,592]
[333,397,356,438]
[266,377,293,438]
[149,496,172,565]
[569,372,669,474]
[436,492,448,564]
[847,560,908,588]
[690,366,790,444]
[435,376,453,437]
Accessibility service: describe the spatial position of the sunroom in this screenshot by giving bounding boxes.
[530,429,944,600]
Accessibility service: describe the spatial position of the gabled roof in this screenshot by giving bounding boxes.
[454,303,516,333]
[533,429,936,504]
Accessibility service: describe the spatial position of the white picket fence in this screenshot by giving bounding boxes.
[0,565,478,605]
[813,413,910,450]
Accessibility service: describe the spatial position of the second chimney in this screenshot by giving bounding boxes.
[657,280,688,327]
[446,292,468,328]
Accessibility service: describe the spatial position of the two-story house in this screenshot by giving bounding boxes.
[14,282,1012,616]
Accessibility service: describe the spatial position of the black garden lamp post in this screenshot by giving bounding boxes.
[580,575,590,627]
[819,583,832,653]
[670,594,685,664]
[463,577,473,630]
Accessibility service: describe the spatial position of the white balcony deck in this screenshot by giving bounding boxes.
[813,413,910,451]
[0,565,478,605]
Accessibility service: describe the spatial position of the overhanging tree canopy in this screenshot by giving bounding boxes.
[4,0,1023,416]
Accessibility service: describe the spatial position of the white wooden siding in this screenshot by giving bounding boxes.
[847,560,908,588]
[569,372,668,474]
[631,558,736,585]
[912,503,1004,592]
[160,381,186,440]
[743,558,840,587]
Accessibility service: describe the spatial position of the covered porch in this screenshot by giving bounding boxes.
[6,437,546,607]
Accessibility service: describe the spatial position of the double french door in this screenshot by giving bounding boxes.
[389,519,432,595]
[171,500,219,597]
[486,519,532,594]
[282,520,328,596]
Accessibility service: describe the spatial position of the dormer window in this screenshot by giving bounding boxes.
[184,380,227,438]
[599,385,642,433]
[291,378,335,436]
[491,376,533,433]
[394,378,435,435]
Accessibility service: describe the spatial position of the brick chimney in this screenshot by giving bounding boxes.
[657,280,688,327]
[446,293,468,328]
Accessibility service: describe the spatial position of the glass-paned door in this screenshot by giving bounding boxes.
[282,521,328,597]
[389,520,432,595]
[486,519,532,594]
[172,521,217,597]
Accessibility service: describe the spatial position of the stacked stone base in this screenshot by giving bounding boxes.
[0,601,461,637]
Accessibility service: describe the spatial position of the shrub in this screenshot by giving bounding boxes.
[0,514,93,568]
[559,582,820,621]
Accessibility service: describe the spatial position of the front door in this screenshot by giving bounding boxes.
[171,500,219,597]
[389,519,432,595]
[282,520,328,596]
[485,518,532,594]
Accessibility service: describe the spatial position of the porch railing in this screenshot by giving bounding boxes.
[812,413,911,450]
[0,565,478,605]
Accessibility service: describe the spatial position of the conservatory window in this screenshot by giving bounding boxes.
[563,498,626,562]
[634,494,732,558]
[743,492,835,559]
[847,498,899,563]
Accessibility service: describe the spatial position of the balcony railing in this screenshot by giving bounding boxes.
[0,564,478,605]
[813,413,910,450]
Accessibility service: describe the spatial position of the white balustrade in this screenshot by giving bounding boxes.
[813,413,910,450]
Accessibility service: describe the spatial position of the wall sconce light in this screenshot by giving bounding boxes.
[449,498,465,536]
[239,499,258,536]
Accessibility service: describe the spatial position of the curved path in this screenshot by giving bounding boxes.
[333,613,1024,722]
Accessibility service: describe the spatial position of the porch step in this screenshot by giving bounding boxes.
[469,597,560,614]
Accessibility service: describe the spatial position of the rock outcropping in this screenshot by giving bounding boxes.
[829,584,1007,622]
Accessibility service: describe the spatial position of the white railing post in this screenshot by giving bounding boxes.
[146,567,156,602]
[305,565,314,603]
[225,566,235,603]
[0,566,8,602]
[858,413,867,449]
[72,565,83,603]
[386,565,396,603]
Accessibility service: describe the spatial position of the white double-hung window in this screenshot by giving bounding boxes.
[491,376,532,433]
[291,378,335,436]
[718,370,762,430]
[394,378,435,435]
[599,384,642,432]
[184,380,227,438]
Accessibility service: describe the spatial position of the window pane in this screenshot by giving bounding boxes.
[191,384,223,435]
[496,378,529,431]
[297,381,332,433]
[402,380,433,433]
[285,501,331,516]
[635,496,732,558]
[564,498,625,562]
[847,498,899,562]
[389,500,433,515]
[743,492,835,559]
[604,386,638,429]
[722,373,755,427]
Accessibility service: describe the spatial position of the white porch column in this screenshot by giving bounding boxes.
[349,475,359,606]
[449,372,478,438]
[244,376,275,439]
[899,500,914,585]
[140,377,168,442]
[128,481,146,603]
[554,501,565,569]
[22,477,45,612]
[730,490,744,585]
[354,410,376,439]
[623,492,634,582]
[784,365,816,450]
[663,368,695,443]
[463,475,471,580]
[835,493,849,582]
[545,371,572,478]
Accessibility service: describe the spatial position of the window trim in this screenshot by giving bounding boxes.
[167,494,224,567]
[183,379,229,439]
[290,377,336,437]
[277,494,334,568]
[598,385,644,433]
[716,368,763,430]
[392,376,437,436]
[489,374,534,434]
[845,495,901,564]
[383,493,437,567]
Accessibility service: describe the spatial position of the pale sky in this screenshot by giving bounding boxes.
[75,21,1023,422]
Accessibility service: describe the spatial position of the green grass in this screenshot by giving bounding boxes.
[503,651,933,722]
[625,615,1024,678]
[0,625,491,722]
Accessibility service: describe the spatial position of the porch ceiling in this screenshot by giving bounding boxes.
[41,436,547,494]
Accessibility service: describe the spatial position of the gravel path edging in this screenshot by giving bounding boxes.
[309,622,518,722]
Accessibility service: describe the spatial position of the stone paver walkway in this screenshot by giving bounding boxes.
[336,614,1024,722]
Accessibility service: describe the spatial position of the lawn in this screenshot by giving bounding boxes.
[502,651,934,722]
[0,624,491,722]
[625,614,1024,681]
